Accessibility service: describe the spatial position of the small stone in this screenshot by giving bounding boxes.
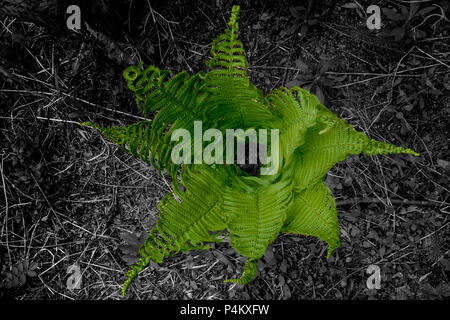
[437,159,450,169]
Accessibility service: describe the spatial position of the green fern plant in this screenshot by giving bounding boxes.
[81,5,419,296]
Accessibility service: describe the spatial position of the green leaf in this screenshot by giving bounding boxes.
[292,113,368,192]
[283,182,339,258]
[122,165,228,295]
[267,86,318,163]
[203,5,273,131]
[225,176,293,259]
[225,259,258,284]
[157,165,228,248]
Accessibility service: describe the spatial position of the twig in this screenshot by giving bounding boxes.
[0,116,81,125]
[415,47,450,69]
[336,198,442,207]
[0,153,12,265]
[419,221,450,242]
[0,89,149,121]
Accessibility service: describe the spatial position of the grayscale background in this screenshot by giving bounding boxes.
[0,0,449,300]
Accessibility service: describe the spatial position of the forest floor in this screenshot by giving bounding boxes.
[0,0,449,300]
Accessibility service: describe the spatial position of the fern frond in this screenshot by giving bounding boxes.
[267,86,319,163]
[224,176,293,259]
[292,104,419,193]
[122,64,210,175]
[224,258,258,284]
[205,5,247,77]
[282,182,340,258]
[203,5,273,131]
[364,139,420,156]
[122,63,171,113]
[80,121,155,164]
[122,165,228,295]
[292,117,369,193]
[157,165,228,247]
